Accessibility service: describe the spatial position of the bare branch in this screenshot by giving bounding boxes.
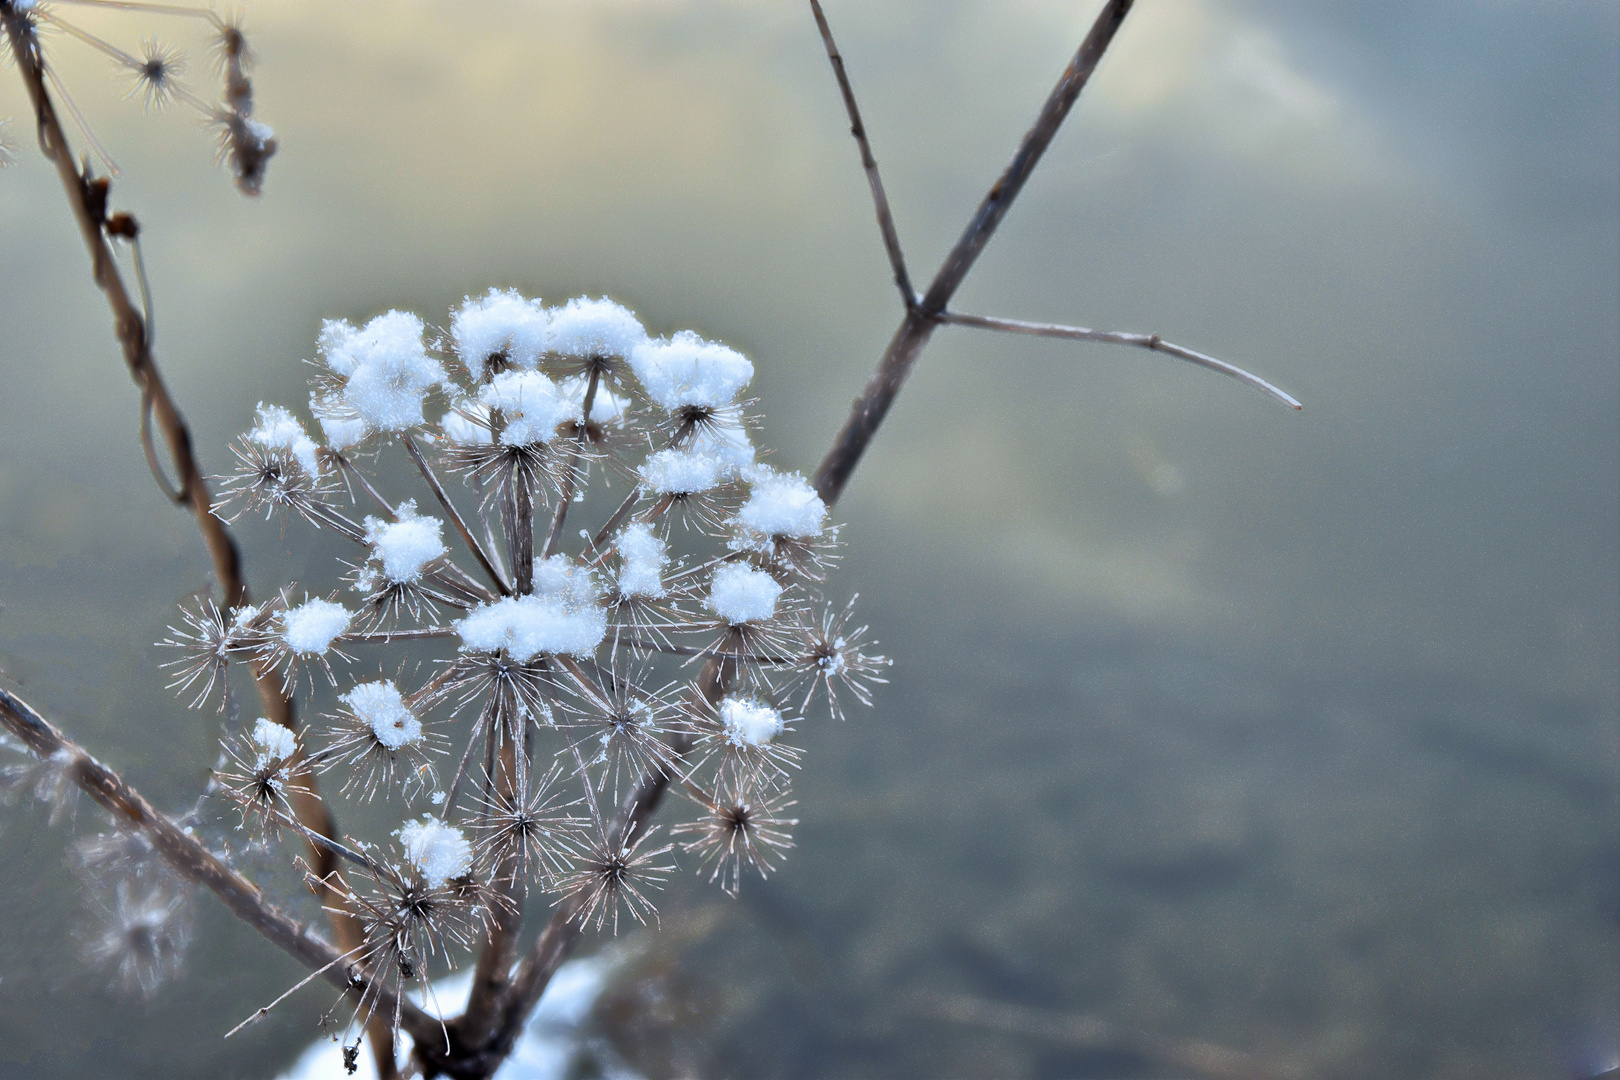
[809,0,915,307]
[938,310,1302,410]
[813,0,1138,504]
[0,686,441,1050]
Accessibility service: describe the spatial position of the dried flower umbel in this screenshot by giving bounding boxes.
[158,289,887,1054]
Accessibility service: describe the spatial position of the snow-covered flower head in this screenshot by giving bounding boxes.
[318,310,446,434]
[452,288,550,382]
[168,290,885,1051]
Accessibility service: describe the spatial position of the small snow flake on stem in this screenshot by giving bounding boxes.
[320,679,445,801]
[214,719,312,838]
[783,594,891,722]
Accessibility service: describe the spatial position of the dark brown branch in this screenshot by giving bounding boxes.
[809,0,915,307]
[0,686,441,1052]
[939,310,1303,410]
[812,0,1136,505]
[0,16,394,1072]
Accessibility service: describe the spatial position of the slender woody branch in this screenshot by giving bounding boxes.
[808,0,915,308]
[813,0,1137,505]
[0,686,442,1051]
[939,310,1303,410]
[0,14,395,1073]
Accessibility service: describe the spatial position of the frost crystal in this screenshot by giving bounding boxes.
[629,331,753,412]
[398,817,472,888]
[737,471,826,539]
[358,501,446,588]
[719,697,783,747]
[455,595,606,662]
[451,288,549,381]
[545,296,646,359]
[251,717,298,764]
[341,681,421,750]
[708,564,782,625]
[479,371,576,447]
[248,403,321,476]
[279,598,351,655]
[319,311,445,432]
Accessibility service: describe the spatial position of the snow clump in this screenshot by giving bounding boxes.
[318,311,445,432]
[358,501,446,590]
[451,288,550,381]
[341,680,422,750]
[248,403,321,476]
[397,817,472,888]
[737,470,826,539]
[252,717,299,763]
[708,564,782,625]
[719,697,783,747]
[280,598,351,655]
[629,330,753,412]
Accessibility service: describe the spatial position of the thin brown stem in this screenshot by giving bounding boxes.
[812,0,1136,505]
[0,17,394,1069]
[0,686,441,1052]
[403,434,513,596]
[809,0,915,307]
[938,310,1302,410]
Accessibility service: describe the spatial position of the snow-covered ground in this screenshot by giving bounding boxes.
[278,950,643,1080]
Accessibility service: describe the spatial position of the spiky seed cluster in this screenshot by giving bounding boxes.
[0,2,276,193]
[160,289,887,1043]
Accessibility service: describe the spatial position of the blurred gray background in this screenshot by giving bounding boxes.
[1,1,1615,1077]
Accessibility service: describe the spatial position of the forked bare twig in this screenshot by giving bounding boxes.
[0,686,442,1052]
[811,0,1299,504]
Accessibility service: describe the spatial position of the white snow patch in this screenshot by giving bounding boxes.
[341,680,421,750]
[451,288,550,381]
[545,296,646,359]
[637,448,723,496]
[397,817,472,887]
[455,595,606,662]
[319,311,446,432]
[531,554,601,608]
[309,393,367,451]
[251,717,298,763]
[737,470,825,538]
[248,403,321,476]
[719,697,783,747]
[707,563,781,625]
[614,522,667,599]
[479,371,575,447]
[628,330,753,412]
[358,501,446,589]
[280,598,351,655]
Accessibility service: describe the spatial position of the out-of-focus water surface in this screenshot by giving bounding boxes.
[1,2,1615,1077]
